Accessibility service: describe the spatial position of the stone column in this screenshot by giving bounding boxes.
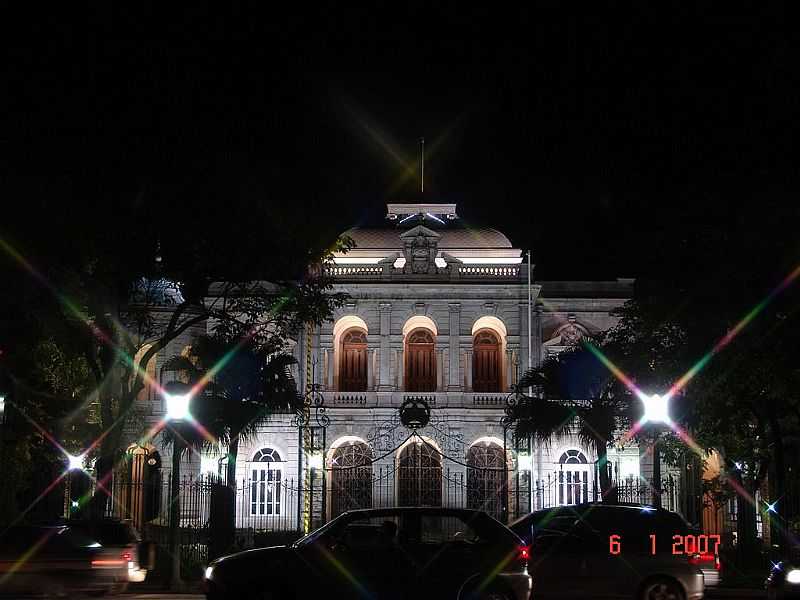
[396,349,404,391]
[448,303,461,391]
[464,350,473,392]
[434,348,447,392]
[378,303,392,391]
[506,348,515,390]
[313,326,322,387]
[367,349,375,391]
[325,349,334,391]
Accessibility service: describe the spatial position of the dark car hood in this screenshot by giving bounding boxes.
[210,545,293,568]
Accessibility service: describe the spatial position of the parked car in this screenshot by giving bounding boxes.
[203,507,532,600]
[766,560,800,599]
[0,524,128,597]
[66,518,155,589]
[509,503,705,600]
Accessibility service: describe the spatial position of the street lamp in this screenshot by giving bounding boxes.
[307,451,323,471]
[67,453,85,471]
[517,452,533,472]
[641,393,671,425]
[165,392,192,421]
[640,393,672,508]
[163,382,193,592]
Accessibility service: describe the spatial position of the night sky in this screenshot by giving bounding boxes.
[8,5,798,281]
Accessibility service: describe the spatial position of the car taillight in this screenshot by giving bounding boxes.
[519,546,530,562]
[688,553,701,565]
[121,551,132,562]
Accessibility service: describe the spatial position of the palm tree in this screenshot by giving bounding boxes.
[512,342,635,502]
[162,334,301,486]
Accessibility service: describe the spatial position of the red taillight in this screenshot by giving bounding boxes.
[121,551,132,562]
[688,553,701,565]
[91,559,126,567]
[519,546,530,561]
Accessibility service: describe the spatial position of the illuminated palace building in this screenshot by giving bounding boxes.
[122,203,678,534]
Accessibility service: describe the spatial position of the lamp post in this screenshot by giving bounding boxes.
[163,382,193,591]
[640,393,671,508]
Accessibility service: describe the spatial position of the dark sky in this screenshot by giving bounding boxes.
[9,5,798,281]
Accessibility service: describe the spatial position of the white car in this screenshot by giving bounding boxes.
[68,518,154,587]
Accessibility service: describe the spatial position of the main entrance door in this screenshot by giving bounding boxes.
[405,329,436,392]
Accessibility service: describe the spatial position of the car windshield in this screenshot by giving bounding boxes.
[69,520,140,544]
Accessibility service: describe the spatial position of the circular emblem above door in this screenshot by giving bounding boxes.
[399,397,431,429]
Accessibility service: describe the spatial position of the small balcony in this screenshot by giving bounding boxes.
[320,391,509,410]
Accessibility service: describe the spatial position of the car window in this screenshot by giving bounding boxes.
[340,515,404,549]
[532,533,587,557]
[419,515,486,545]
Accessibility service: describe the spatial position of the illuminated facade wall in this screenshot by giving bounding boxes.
[126,203,656,521]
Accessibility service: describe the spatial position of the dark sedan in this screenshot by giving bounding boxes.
[203,507,532,600]
[509,503,704,600]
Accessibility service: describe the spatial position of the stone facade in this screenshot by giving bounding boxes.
[129,203,659,528]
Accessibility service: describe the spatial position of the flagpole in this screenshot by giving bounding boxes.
[527,249,532,375]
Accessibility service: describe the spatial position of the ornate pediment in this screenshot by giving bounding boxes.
[399,225,441,275]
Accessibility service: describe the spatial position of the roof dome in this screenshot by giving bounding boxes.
[343,227,513,250]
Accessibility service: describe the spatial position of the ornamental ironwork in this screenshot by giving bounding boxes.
[294,382,329,428]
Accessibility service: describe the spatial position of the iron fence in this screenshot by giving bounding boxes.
[96,465,681,574]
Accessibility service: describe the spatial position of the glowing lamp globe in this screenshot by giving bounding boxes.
[641,394,671,425]
[518,453,533,472]
[67,453,85,471]
[165,393,192,421]
[308,451,324,470]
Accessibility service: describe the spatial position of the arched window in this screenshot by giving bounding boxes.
[251,448,283,516]
[405,329,436,392]
[398,440,442,506]
[330,440,373,518]
[466,442,506,520]
[558,450,590,505]
[472,330,501,392]
[339,329,368,391]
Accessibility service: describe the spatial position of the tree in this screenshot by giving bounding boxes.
[162,334,302,486]
[0,181,350,521]
[512,339,638,502]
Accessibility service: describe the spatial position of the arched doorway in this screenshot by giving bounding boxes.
[472,329,501,392]
[405,329,436,392]
[466,441,507,520]
[339,329,368,391]
[329,439,373,518]
[558,449,590,505]
[397,439,442,506]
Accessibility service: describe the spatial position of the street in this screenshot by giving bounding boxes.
[123,595,203,600]
[118,593,767,600]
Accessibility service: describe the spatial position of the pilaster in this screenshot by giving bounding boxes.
[448,303,461,390]
[378,302,392,391]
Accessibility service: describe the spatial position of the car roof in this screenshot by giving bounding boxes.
[509,503,679,528]
[341,507,493,518]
